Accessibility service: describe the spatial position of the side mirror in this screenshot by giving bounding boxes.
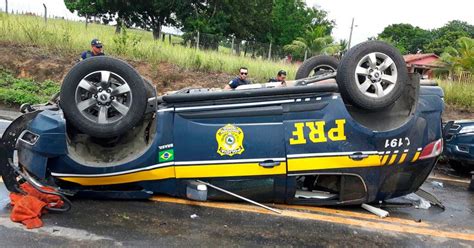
[442,121,454,139]
[186,180,208,201]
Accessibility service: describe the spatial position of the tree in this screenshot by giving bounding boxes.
[64,0,104,28]
[177,0,334,49]
[441,37,474,76]
[271,0,334,47]
[64,0,134,33]
[284,26,334,60]
[338,39,348,54]
[378,24,432,54]
[65,0,181,39]
[434,20,474,38]
[125,1,181,39]
[177,0,273,43]
[425,20,474,55]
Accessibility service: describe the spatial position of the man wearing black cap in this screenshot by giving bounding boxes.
[268,70,287,86]
[80,38,105,60]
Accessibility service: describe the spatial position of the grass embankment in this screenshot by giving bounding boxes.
[437,79,474,110]
[0,68,59,105]
[0,14,472,110]
[0,13,297,82]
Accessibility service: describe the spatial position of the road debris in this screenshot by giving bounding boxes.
[361,204,389,218]
[190,214,199,219]
[415,188,445,210]
[9,183,65,229]
[431,181,444,188]
[402,193,431,210]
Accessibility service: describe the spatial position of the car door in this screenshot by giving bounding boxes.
[283,95,380,204]
[172,102,287,202]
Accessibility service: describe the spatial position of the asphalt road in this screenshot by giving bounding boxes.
[0,117,473,247]
[0,178,473,247]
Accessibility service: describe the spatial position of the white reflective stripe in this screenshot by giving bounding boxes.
[417,148,422,151]
[51,162,175,178]
[316,97,322,101]
[174,122,281,127]
[175,99,294,112]
[378,152,385,155]
[237,122,282,126]
[404,149,409,153]
[304,98,310,101]
[332,96,338,99]
[157,108,174,112]
[287,151,379,158]
[175,157,286,165]
[394,150,399,154]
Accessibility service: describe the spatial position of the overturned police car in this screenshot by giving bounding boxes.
[0,41,445,208]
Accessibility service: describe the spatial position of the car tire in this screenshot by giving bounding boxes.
[60,56,147,138]
[295,55,339,80]
[336,41,409,110]
[449,160,472,174]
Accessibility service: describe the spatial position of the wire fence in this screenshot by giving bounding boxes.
[180,31,292,63]
[435,69,473,83]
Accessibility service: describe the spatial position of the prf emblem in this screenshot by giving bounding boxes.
[290,119,347,145]
[216,124,245,156]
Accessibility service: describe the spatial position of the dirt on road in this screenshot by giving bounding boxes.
[0,41,472,120]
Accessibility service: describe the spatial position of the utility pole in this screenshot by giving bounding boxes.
[196,31,200,50]
[348,17,355,49]
[267,42,272,60]
[43,3,47,24]
[5,0,7,14]
[231,35,235,54]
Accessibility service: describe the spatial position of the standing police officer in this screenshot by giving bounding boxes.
[80,38,105,60]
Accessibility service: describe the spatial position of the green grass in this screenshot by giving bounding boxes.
[437,79,474,110]
[0,14,472,109]
[0,13,297,82]
[0,68,60,105]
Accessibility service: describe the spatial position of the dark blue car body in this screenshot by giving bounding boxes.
[12,83,445,205]
[444,120,474,172]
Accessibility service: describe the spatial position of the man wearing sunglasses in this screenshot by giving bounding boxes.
[225,67,251,90]
[80,38,105,60]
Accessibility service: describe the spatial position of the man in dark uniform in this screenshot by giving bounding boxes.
[80,39,105,60]
[225,67,251,90]
[268,70,287,83]
[268,70,287,87]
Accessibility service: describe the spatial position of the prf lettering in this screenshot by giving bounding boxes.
[290,119,346,145]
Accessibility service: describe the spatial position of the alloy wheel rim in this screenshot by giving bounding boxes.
[354,52,398,98]
[74,70,132,124]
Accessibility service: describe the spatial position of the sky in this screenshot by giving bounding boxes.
[3,0,473,47]
[306,0,474,47]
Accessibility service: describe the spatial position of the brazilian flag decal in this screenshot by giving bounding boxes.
[159,149,174,163]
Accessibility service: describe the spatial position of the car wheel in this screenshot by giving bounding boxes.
[336,41,409,110]
[60,56,147,138]
[295,55,339,80]
[449,160,472,174]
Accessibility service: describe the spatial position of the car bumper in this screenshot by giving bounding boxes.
[445,143,474,165]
